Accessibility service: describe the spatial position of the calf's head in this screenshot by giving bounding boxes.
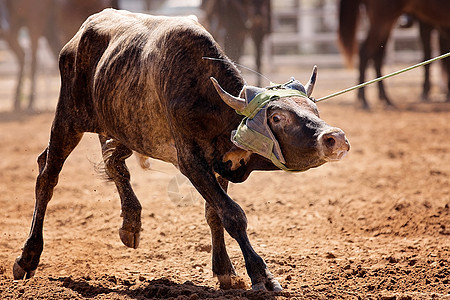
[211,66,350,171]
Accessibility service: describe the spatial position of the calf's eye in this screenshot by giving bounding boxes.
[272,114,281,123]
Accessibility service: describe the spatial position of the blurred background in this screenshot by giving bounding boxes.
[0,0,447,111]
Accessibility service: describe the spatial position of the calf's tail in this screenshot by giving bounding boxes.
[136,153,151,170]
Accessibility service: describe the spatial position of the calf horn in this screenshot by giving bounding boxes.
[210,77,247,112]
[305,65,318,97]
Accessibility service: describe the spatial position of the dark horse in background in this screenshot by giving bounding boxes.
[0,0,118,111]
[338,0,450,109]
[417,21,450,102]
[202,0,271,86]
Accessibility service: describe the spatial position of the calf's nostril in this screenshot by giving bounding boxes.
[325,136,336,148]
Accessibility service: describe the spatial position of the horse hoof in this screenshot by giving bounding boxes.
[13,258,36,280]
[356,101,370,111]
[119,228,140,249]
[421,95,430,102]
[384,103,397,111]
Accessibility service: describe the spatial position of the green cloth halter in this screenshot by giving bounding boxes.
[231,85,308,172]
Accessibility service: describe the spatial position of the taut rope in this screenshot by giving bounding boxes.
[315,52,450,103]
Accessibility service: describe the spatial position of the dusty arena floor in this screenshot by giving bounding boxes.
[0,65,449,299]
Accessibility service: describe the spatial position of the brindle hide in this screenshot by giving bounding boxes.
[13,9,349,292]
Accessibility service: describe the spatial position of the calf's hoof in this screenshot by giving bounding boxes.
[216,274,248,290]
[13,258,36,280]
[119,228,140,249]
[252,278,282,292]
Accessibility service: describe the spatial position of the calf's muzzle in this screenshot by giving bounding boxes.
[318,128,350,161]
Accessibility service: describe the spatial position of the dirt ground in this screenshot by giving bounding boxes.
[0,63,449,299]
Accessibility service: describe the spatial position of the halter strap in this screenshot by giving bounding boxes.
[232,86,309,172]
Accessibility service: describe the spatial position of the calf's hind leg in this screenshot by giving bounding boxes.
[13,125,83,279]
[99,136,142,249]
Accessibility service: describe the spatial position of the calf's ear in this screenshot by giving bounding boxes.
[240,86,266,104]
[304,65,318,97]
[285,78,307,94]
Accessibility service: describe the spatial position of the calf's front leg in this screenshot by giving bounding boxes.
[178,151,281,291]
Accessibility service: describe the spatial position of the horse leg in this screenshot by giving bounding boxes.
[44,23,63,60]
[27,34,39,111]
[13,120,83,279]
[419,21,432,102]
[224,28,245,64]
[205,176,240,289]
[439,28,450,102]
[366,15,399,108]
[357,40,371,110]
[358,2,402,109]
[252,32,264,87]
[5,26,25,111]
[99,136,142,248]
[374,46,394,107]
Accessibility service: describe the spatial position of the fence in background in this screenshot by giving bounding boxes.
[263,0,435,71]
[0,0,439,75]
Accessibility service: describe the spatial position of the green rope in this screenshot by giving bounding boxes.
[315,51,450,103]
